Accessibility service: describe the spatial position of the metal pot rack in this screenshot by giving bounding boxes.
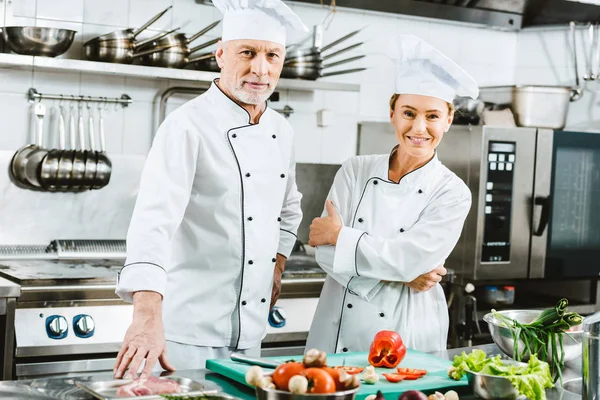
[27,88,133,107]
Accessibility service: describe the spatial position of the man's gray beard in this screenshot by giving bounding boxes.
[231,83,274,105]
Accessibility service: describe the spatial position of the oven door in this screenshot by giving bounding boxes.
[532,129,600,278]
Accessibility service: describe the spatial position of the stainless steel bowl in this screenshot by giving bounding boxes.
[466,361,528,400]
[3,27,76,57]
[483,309,583,363]
[255,386,359,400]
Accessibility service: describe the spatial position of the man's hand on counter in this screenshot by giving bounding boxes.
[270,254,286,309]
[113,291,176,379]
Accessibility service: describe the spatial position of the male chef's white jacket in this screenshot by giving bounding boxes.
[306,150,470,353]
[116,81,302,350]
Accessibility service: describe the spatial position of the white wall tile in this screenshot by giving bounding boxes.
[320,115,358,164]
[0,94,33,150]
[37,0,84,23]
[172,0,218,36]
[0,66,33,94]
[3,15,35,27]
[7,0,36,18]
[286,90,315,114]
[83,0,129,27]
[32,71,81,96]
[98,106,124,154]
[80,73,126,98]
[122,102,154,155]
[289,112,321,163]
[124,77,169,103]
[129,0,174,34]
[34,19,84,59]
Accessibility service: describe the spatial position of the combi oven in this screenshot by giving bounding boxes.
[437,126,600,280]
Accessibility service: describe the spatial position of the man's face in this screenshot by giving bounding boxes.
[215,39,285,105]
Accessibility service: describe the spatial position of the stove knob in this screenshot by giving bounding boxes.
[73,314,95,338]
[46,316,68,340]
[268,306,286,328]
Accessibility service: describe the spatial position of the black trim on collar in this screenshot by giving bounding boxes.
[213,78,268,125]
[387,145,436,184]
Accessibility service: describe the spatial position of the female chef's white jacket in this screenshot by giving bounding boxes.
[306,150,470,353]
[116,81,302,350]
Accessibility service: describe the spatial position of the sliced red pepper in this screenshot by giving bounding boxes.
[397,368,427,376]
[368,330,407,368]
[382,373,406,383]
[333,366,364,375]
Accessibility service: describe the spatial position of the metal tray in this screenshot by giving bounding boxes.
[75,376,220,400]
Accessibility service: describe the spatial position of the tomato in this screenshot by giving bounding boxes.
[397,368,427,376]
[334,366,364,375]
[322,367,345,391]
[382,373,405,383]
[303,367,337,394]
[272,362,306,391]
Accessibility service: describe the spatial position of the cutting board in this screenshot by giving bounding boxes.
[206,350,468,400]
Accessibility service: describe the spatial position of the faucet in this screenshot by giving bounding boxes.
[583,312,600,399]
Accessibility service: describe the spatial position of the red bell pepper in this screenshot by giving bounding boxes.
[368,330,407,368]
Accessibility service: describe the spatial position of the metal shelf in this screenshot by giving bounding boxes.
[0,53,360,92]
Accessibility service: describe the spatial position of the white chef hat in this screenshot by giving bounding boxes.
[212,0,308,46]
[390,35,479,103]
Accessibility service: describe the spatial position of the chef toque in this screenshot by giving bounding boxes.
[212,0,308,46]
[390,34,479,103]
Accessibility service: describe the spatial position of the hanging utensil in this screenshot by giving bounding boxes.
[93,102,112,189]
[56,105,73,191]
[22,102,48,188]
[570,22,584,101]
[10,102,46,189]
[38,104,64,190]
[82,104,97,190]
[69,103,76,149]
[94,6,172,42]
[71,105,86,192]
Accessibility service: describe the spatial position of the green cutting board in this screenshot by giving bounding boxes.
[206,349,468,400]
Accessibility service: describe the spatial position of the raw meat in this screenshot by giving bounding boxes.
[116,376,181,397]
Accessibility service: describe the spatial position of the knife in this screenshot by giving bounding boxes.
[230,352,283,369]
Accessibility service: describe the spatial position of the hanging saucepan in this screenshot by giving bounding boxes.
[93,104,112,189]
[56,106,74,191]
[285,28,362,63]
[81,108,97,191]
[39,105,67,191]
[10,102,46,189]
[83,28,179,64]
[22,103,50,189]
[136,20,221,52]
[282,66,366,81]
[70,107,87,192]
[94,6,172,42]
[283,54,365,72]
[190,52,220,72]
[284,42,363,65]
[139,38,220,68]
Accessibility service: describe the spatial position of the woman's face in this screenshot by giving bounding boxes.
[390,94,453,159]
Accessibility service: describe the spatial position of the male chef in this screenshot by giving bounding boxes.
[113,0,307,378]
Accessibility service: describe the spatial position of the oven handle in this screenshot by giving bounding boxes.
[533,196,551,236]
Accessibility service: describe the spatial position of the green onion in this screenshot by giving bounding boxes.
[492,298,582,384]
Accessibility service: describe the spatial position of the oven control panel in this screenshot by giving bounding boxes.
[15,305,133,352]
[481,141,516,263]
[265,298,318,335]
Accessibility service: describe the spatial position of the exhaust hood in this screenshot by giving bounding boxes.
[287,0,600,30]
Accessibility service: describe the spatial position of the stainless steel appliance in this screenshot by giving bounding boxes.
[0,242,132,380]
[358,123,600,281]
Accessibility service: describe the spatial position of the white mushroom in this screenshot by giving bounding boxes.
[257,376,276,390]
[365,395,377,400]
[428,391,446,400]
[339,370,361,389]
[444,390,459,400]
[245,366,264,386]
[362,366,379,384]
[288,375,309,394]
[303,348,327,368]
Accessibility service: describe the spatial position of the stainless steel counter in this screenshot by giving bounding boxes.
[0,276,20,298]
[3,343,582,399]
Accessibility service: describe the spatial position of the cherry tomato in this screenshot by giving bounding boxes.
[272,362,306,391]
[303,367,337,393]
[334,366,365,375]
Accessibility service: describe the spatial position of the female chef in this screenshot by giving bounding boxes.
[306,35,478,353]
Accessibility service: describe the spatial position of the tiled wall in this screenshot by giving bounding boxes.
[0,0,518,165]
[514,26,600,131]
